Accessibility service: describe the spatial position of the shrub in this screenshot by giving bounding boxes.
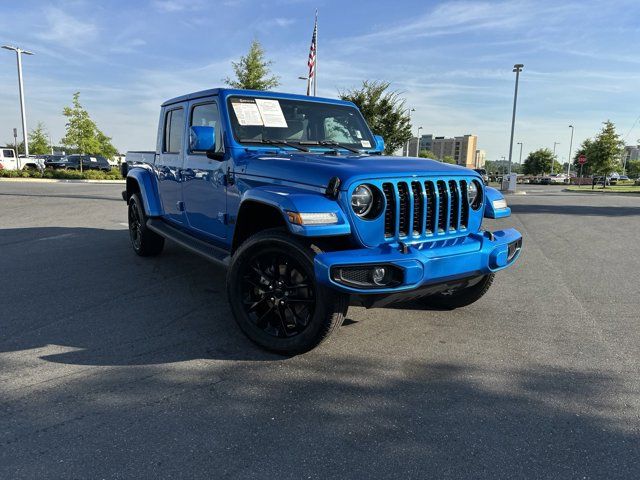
[0,167,122,180]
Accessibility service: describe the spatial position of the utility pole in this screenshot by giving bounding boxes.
[2,45,34,160]
[507,64,524,175]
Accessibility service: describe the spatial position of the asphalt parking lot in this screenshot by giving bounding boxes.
[1,180,639,479]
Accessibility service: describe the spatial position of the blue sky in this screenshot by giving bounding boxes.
[1,0,639,161]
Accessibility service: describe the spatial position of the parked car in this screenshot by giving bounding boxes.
[592,176,617,186]
[123,88,523,354]
[46,154,111,171]
[618,175,630,181]
[0,148,18,170]
[548,174,568,184]
[473,168,489,185]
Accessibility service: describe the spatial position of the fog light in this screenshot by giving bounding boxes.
[507,239,522,262]
[372,266,387,285]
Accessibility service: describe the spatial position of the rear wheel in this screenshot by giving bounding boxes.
[128,193,164,256]
[420,274,495,309]
[227,229,348,355]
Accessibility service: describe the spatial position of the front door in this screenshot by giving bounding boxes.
[157,106,185,224]
[182,99,228,240]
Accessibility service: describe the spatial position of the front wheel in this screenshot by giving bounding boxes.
[420,274,495,309]
[128,193,164,256]
[227,229,348,355]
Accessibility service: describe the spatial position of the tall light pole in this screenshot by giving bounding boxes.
[517,142,523,165]
[405,108,415,156]
[2,45,34,161]
[567,125,574,180]
[507,64,524,175]
[416,126,423,156]
[552,142,560,174]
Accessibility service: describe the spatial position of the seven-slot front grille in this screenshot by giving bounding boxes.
[381,178,470,240]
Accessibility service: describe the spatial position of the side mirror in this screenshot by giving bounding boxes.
[484,186,511,219]
[189,126,215,152]
[374,135,385,153]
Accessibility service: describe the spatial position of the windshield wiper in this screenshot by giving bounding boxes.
[239,138,309,152]
[299,140,362,154]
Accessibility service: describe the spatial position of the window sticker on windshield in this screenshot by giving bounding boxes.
[231,101,264,126]
[255,99,288,128]
[361,140,371,148]
[355,130,363,139]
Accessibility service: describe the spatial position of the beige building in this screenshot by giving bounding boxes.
[431,135,478,168]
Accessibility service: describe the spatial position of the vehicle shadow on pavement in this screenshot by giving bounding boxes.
[0,227,280,364]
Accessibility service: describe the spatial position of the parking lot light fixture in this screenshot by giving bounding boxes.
[507,64,524,175]
[517,142,523,164]
[405,108,415,156]
[2,45,34,158]
[552,142,560,174]
[567,125,574,179]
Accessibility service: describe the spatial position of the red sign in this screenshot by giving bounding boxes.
[578,155,587,165]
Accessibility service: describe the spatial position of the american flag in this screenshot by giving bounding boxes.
[306,11,317,96]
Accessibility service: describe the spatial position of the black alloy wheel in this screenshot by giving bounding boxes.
[240,250,315,338]
[227,229,348,354]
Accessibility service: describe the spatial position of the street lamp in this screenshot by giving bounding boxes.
[567,125,574,180]
[552,142,560,174]
[507,64,524,176]
[416,126,423,156]
[405,108,415,157]
[517,142,523,164]
[2,45,34,161]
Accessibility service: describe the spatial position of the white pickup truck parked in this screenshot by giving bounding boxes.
[0,148,18,170]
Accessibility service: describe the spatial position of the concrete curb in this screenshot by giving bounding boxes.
[563,188,640,196]
[0,178,125,184]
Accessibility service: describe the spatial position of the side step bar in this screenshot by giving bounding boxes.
[146,219,230,267]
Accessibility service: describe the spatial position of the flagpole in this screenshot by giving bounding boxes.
[313,9,317,96]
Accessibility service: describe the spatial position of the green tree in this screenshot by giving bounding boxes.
[522,148,561,175]
[62,92,101,169]
[441,155,456,165]
[224,40,280,90]
[28,122,51,155]
[96,129,118,160]
[61,92,118,168]
[419,149,437,159]
[625,160,640,178]
[573,121,624,179]
[339,80,412,155]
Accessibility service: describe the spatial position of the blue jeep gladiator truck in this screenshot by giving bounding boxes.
[123,88,522,354]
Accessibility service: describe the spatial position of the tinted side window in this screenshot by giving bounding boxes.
[3,149,15,158]
[190,103,223,153]
[164,108,184,154]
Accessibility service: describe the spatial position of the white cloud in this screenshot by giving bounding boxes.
[36,7,98,49]
[152,0,205,12]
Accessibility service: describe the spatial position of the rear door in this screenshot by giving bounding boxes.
[182,98,228,239]
[156,106,186,224]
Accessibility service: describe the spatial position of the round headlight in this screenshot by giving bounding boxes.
[467,181,478,204]
[467,180,483,210]
[352,184,373,216]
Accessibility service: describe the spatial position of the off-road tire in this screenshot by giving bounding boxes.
[128,193,164,257]
[420,273,495,309]
[227,228,349,355]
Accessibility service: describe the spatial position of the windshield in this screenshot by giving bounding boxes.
[227,96,375,151]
